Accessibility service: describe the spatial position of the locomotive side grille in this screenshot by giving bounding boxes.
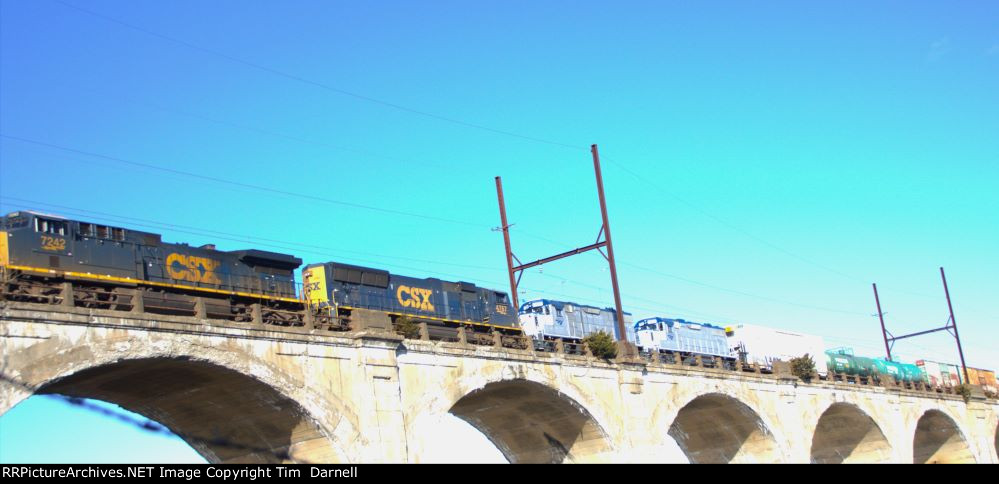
[49,255,59,268]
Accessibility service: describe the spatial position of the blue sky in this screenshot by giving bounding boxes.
[1,0,997,462]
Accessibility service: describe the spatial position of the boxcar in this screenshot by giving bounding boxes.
[965,367,998,394]
[916,359,963,388]
[726,323,829,375]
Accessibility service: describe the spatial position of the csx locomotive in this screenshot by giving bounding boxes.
[302,261,519,334]
[0,211,305,324]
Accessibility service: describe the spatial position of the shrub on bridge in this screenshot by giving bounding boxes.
[955,384,972,404]
[790,354,817,382]
[584,330,617,360]
[394,316,421,339]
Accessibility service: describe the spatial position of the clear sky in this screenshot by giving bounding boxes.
[1,0,997,462]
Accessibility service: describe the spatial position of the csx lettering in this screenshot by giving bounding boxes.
[40,236,66,252]
[396,285,435,311]
[165,253,222,284]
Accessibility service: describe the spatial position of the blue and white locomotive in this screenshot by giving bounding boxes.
[633,317,732,361]
[518,299,635,343]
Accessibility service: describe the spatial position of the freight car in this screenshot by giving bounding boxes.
[0,211,308,325]
[916,359,963,388]
[633,317,733,365]
[964,367,998,395]
[725,324,829,375]
[302,261,518,337]
[518,299,635,350]
[825,348,925,383]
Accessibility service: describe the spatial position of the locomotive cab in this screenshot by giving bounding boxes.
[1,211,74,271]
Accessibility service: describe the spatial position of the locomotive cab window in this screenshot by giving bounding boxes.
[35,218,66,236]
[79,222,95,237]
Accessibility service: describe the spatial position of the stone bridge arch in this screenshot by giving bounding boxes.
[660,389,786,463]
[912,408,976,464]
[809,402,892,463]
[0,326,359,464]
[402,361,617,463]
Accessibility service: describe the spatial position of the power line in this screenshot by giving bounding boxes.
[73,86,482,175]
[0,197,503,272]
[603,157,866,281]
[600,156,948,301]
[39,0,934,309]
[46,0,970,306]
[53,0,585,152]
[0,144,960,324]
[0,200,580,305]
[0,199,502,280]
[0,134,489,229]
[617,260,868,316]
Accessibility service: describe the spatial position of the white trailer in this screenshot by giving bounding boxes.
[726,323,828,375]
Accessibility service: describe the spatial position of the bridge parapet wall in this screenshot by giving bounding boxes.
[2,302,996,463]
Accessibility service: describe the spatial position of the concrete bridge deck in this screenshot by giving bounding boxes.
[2,302,996,463]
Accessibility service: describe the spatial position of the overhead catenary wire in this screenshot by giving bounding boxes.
[72,86,484,175]
[599,157,945,301]
[0,139,872,319]
[15,2,993,341]
[0,134,489,229]
[0,196,503,272]
[53,0,585,152]
[47,0,962,305]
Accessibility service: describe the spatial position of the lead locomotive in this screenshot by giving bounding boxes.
[0,211,305,325]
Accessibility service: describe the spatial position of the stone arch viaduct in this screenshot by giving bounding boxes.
[2,302,996,463]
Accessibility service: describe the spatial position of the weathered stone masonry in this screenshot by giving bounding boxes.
[2,303,996,463]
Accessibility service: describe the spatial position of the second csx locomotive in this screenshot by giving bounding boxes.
[302,261,519,333]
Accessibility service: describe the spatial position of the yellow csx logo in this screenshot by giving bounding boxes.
[166,253,222,284]
[397,285,435,311]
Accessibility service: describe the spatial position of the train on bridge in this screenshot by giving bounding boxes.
[1,210,993,391]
